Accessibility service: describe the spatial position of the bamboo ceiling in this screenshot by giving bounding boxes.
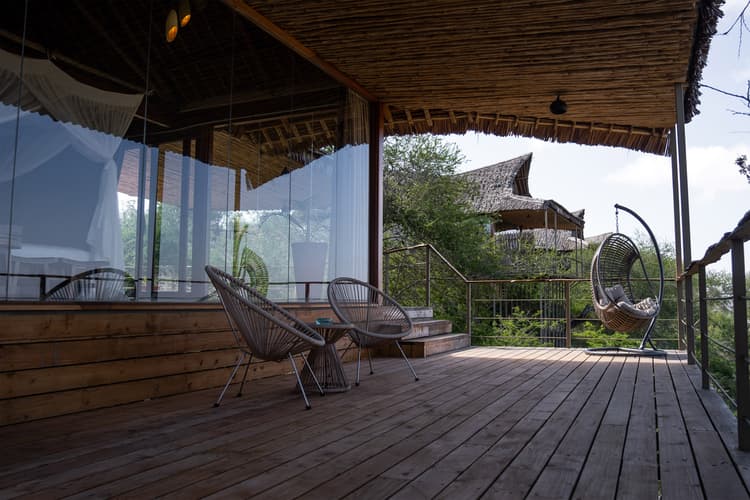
[237,0,722,155]
[0,0,722,157]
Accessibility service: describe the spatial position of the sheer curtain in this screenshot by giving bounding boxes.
[331,90,369,281]
[0,48,143,268]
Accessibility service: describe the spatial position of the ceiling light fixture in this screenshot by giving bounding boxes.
[178,0,191,27]
[166,9,178,42]
[549,95,568,115]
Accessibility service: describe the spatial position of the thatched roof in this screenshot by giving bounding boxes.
[239,0,724,155]
[458,154,584,232]
[0,0,723,158]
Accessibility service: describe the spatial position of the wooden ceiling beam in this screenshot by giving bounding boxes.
[220,0,378,102]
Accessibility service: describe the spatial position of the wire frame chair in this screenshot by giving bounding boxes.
[43,267,135,301]
[327,276,419,386]
[205,265,325,409]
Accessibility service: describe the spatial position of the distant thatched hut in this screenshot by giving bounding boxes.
[458,153,585,277]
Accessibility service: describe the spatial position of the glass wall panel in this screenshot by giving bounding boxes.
[0,0,369,302]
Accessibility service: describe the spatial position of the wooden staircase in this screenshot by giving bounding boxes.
[376,307,470,358]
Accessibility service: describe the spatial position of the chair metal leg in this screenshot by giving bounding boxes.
[289,352,312,409]
[300,352,325,396]
[366,347,374,375]
[394,341,419,381]
[236,352,253,397]
[355,345,362,386]
[215,351,245,407]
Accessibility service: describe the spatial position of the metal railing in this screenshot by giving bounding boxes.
[384,243,679,349]
[682,210,750,450]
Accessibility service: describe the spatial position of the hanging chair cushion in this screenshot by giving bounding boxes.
[615,296,658,318]
[601,284,627,306]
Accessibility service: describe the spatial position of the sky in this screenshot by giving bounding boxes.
[446,0,750,272]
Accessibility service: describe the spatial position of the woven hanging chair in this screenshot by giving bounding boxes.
[588,204,664,355]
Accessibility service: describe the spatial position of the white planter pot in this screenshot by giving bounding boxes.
[291,241,327,301]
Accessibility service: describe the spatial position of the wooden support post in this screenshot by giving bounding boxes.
[732,238,750,450]
[192,129,213,297]
[178,138,192,295]
[425,246,431,308]
[675,83,694,364]
[368,101,384,289]
[565,282,572,348]
[466,283,472,339]
[698,266,709,390]
[669,130,686,350]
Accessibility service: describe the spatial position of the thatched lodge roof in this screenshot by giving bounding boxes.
[458,154,584,232]
[0,0,723,159]
[237,0,723,155]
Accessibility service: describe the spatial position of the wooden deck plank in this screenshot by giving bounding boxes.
[127,348,534,498]
[653,355,704,500]
[667,354,750,500]
[341,351,584,500]
[571,355,639,500]
[4,351,496,497]
[0,348,748,500]
[432,352,608,500]
[616,357,659,500]
[186,350,560,498]
[523,356,626,500]
[484,355,622,499]
[681,352,750,488]
[387,350,587,500]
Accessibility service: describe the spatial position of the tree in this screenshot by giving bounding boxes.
[701,0,750,182]
[383,135,496,275]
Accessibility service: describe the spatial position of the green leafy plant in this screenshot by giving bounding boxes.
[232,215,269,295]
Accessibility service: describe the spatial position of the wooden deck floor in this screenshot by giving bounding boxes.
[1,347,749,499]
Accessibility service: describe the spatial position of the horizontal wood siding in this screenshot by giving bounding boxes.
[0,303,335,425]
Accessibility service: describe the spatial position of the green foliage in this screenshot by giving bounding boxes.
[231,215,269,294]
[736,154,749,184]
[571,322,633,348]
[472,307,553,347]
[383,135,497,276]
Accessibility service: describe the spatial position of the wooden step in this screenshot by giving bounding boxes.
[376,333,471,358]
[403,318,452,339]
[404,306,433,319]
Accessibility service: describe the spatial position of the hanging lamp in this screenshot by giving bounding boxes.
[178,0,191,27]
[166,9,179,42]
[549,95,568,115]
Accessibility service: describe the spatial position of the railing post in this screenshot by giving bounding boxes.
[466,282,472,339]
[731,238,750,451]
[698,266,709,390]
[384,252,390,295]
[425,245,431,308]
[686,276,696,364]
[565,281,572,348]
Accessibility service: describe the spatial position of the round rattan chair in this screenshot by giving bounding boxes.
[327,276,419,386]
[589,205,664,355]
[205,265,325,409]
[43,267,135,301]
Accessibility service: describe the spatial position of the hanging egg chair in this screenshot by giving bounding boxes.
[587,204,665,355]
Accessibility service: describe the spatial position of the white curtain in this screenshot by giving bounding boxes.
[331,90,370,281]
[0,48,142,268]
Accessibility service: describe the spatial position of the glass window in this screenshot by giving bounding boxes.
[0,1,369,302]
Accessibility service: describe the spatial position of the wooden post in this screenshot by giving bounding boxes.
[669,130,686,350]
[178,138,192,295]
[368,101,384,289]
[192,129,213,297]
[466,282,472,339]
[425,246,431,308]
[698,266,709,390]
[565,281,572,348]
[731,238,750,450]
[675,83,694,364]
